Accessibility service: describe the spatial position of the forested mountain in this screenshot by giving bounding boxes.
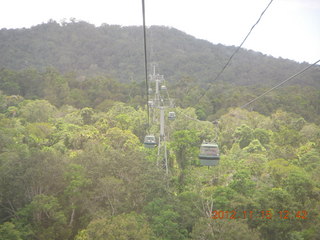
[0,20,319,87]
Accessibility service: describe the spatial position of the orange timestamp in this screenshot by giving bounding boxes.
[211,210,308,220]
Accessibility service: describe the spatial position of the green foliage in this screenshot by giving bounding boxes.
[1,74,320,240]
[284,170,315,204]
[170,130,199,169]
[104,102,147,140]
[170,130,199,191]
[211,186,238,209]
[268,159,300,186]
[18,99,57,122]
[298,149,320,172]
[242,153,268,177]
[17,194,70,240]
[195,107,206,120]
[191,217,261,240]
[143,198,188,240]
[175,191,203,233]
[244,139,266,153]
[0,222,23,240]
[253,128,271,146]
[75,213,154,240]
[0,69,21,95]
[234,124,254,148]
[230,170,256,196]
[64,164,91,199]
[24,122,54,147]
[42,68,70,106]
[273,126,300,147]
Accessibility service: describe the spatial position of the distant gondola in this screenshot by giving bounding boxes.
[168,111,176,120]
[160,85,167,91]
[144,134,157,148]
[198,142,220,166]
[148,100,154,108]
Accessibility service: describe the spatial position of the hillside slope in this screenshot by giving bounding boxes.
[0,20,319,87]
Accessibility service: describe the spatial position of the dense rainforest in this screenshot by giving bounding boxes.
[0,21,320,240]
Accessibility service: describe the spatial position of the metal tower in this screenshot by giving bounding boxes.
[148,66,173,174]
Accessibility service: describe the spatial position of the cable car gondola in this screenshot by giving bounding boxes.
[168,112,176,120]
[144,134,157,148]
[198,142,220,166]
[160,85,167,91]
[148,100,154,108]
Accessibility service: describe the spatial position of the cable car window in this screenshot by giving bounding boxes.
[200,146,219,155]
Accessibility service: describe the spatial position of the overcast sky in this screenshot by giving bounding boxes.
[1,0,319,63]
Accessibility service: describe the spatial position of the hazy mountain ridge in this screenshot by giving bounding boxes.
[0,20,319,87]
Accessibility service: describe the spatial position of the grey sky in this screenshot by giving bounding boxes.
[1,0,319,63]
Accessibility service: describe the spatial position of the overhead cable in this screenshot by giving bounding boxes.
[240,59,320,108]
[142,0,150,128]
[196,0,274,103]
